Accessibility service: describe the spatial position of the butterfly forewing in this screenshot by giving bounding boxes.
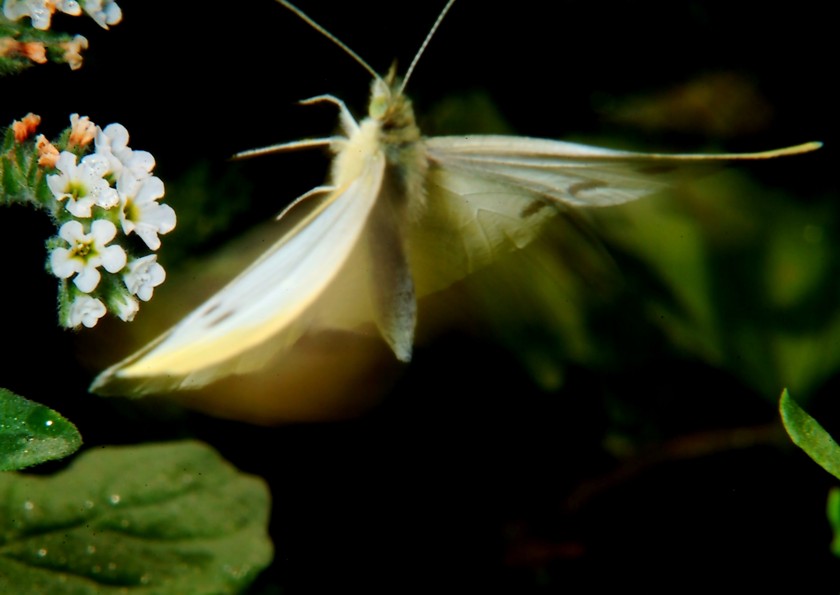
[425,136,820,207]
[412,135,821,296]
[91,151,386,393]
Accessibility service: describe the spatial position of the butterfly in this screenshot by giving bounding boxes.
[90,0,820,396]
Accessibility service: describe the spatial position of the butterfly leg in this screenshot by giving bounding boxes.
[299,94,359,136]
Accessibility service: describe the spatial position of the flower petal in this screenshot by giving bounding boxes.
[134,176,165,205]
[73,267,101,293]
[68,295,106,328]
[90,219,117,244]
[65,196,95,218]
[50,247,81,279]
[123,255,166,301]
[101,244,127,273]
[58,220,85,243]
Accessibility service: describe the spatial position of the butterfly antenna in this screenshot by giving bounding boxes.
[399,0,457,95]
[276,0,382,82]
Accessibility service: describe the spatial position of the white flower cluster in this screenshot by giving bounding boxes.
[47,115,175,328]
[3,0,121,30]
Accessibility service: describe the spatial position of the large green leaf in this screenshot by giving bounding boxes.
[0,441,272,594]
[779,388,840,480]
[0,388,81,471]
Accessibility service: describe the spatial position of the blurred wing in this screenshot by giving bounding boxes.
[91,151,386,395]
[410,135,820,294]
[426,135,821,207]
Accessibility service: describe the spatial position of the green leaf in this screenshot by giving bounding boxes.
[0,388,81,471]
[827,488,840,556]
[779,388,840,480]
[0,441,273,594]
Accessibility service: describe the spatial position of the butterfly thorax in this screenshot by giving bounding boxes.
[367,73,428,216]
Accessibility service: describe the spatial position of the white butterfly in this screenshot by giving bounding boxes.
[90,0,820,395]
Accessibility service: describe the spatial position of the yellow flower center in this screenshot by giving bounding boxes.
[124,198,139,222]
[67,180,86,200]
[71,240,94,259]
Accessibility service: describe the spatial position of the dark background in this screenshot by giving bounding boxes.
[2,1,838,592]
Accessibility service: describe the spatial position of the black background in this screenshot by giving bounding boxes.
[2,1,838,592]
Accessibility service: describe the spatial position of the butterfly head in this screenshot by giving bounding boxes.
[368,68,394,121]
[368,65,420,145]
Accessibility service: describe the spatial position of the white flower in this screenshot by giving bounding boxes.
[4,0,52,30]
[123,254,165,301]
[57,1,81,16]
[117,172,175,250]
[47,151,119,217]
[3,0,80,30]
[94,123,155,181]
[82,0,121,29]
[50,219,127,292]
[78,154,120,209]
[111,293,139,321]
[67,294,106,328]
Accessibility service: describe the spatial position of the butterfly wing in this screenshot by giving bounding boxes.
[91,150,386,395]
[410,135,820,294]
